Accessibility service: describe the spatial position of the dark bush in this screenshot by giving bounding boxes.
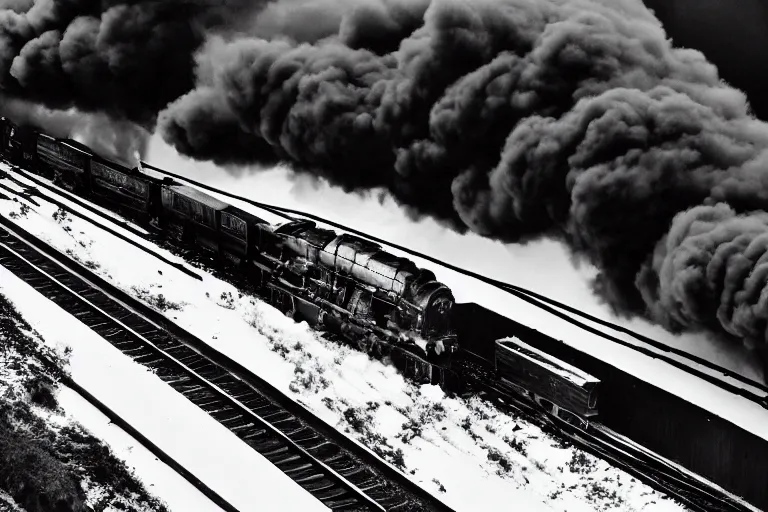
[24,376,58,411]
[0,419,86,512]
[55,425,168,511]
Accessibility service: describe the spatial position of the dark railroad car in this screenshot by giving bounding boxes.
[457,302,768,510]
[495,337,600,420]
[36,135,91,191]
[218,205,266,267]
[160,184,229,252]
[0,118,10,158]
[89,158,156,219]
[6,124,38,167]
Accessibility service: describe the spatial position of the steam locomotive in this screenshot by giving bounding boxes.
[0,117,601,429]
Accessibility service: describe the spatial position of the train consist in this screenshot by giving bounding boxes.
[3,118,766,512]
[0,117,601,428]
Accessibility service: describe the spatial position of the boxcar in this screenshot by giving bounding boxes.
[6,125,38,167]
[36,135,91,191]
[0,118,10,159]
[218,205,266,267]
[89,158,157,219]
[160,184,229,252]
[495,337,600,420]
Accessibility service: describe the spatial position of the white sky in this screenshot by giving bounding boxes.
[147,135,763,381]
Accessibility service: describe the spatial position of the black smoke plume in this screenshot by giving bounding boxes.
[0,0,271,163]
[157,0,768,366]
[0,0,423,163]
[6,0,768,371]
[643,0,768,122]
[0,0,264,126]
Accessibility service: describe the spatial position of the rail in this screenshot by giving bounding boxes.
[61,377,240,512]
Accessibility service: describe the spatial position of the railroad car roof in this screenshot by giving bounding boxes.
[60,138,94,155]
[167,184,230,210]
[222,205,267,225]
[91,155,131,173]
[497,337,600,387]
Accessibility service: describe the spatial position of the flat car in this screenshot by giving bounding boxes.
[495,337,600,422]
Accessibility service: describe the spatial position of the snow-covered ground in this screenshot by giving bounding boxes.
[0,163,693,511]
[0,267,329,512]
[54,387,225,512]
[1,291,177,511]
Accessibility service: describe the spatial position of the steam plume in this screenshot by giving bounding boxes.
[157,0,768,361]
[0,0,271,163]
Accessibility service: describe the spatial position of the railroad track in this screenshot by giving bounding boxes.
[0,217,453,512]
[468,374,756,512]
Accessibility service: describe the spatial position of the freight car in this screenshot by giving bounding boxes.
[0,117,603,429]
[90,157,163,223]
[36,134,91,192]
[1,120,36,167]
[495,337,600,424]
